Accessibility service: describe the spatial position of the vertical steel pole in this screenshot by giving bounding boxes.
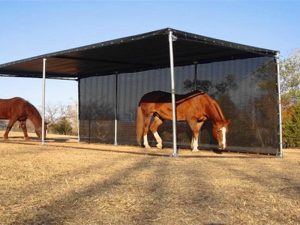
[276,52,283,157]
[194,61,198,91]
[114,73,118,145]
[77,79,80,142]
[168,30,177,157]
[42,58,46,145]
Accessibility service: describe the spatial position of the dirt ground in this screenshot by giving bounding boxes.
[0,132,299,225]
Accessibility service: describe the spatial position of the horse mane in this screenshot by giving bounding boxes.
[177,92,226,123]
[202,95,227,125]
[177,91,227,123]
[214,101,226,121]
[27,101,41,119]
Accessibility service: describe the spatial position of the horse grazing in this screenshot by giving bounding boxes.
[0,97,45,140]
[136,91,230,151]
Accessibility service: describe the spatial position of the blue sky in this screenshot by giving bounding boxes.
[0,0,299,107]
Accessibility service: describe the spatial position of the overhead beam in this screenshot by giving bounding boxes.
[52,56,156,67]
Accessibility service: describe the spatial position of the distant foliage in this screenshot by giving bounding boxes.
[44,100,78,135]
[281,50,300,148]
[283,102,300,148]
[48,117,73,135]
[280,50,300,102]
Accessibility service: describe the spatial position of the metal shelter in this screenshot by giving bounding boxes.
[0,28,281,156]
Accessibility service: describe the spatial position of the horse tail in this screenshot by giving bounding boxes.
[136,106,144,145]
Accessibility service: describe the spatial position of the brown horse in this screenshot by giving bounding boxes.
[136,91,230,151]
[0,97,45,140]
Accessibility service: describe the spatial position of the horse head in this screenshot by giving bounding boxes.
[35,122,48,139]
[212,120,230,150]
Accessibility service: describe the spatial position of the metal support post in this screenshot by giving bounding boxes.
[114,73,118,145]
[194,61,198,91]
[77,79,80,142]
[276,52,283,157]
[168,30,177,157]
[42,58,46,145]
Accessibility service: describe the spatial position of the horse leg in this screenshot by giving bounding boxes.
[191,137,194,150]
[188,119,204,152]
[150,116,163,149]
[143,114,152,149]
[187,119,198,151]
[193,121,205,151]
[3,119,17,140]
[19,121,29,140]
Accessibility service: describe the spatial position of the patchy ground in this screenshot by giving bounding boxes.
[0,132,299,225]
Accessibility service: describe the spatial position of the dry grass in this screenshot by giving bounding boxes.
[0,131,299,225]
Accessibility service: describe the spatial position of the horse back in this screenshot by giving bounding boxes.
[138,91,207,120]
[139,91,172,105]
[139,91,206,104]
[0,97,30,119]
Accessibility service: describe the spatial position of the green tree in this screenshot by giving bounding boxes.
[283,102,300,147]
[49,117,73,135]
[280,50,300,147]
[44,101,78,135]
[280,50,300,110]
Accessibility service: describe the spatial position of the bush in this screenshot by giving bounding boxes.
[283,102,300,148]
[48,117,73,135]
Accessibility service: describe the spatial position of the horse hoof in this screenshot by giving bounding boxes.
[156,144,162,149]
[144,145,151,149]
[192,149,199,152]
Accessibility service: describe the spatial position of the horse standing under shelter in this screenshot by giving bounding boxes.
[0,97,44,140]
[136,91,230,151]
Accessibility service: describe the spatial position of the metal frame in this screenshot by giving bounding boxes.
[31,29,280,156]
[0,28,277,80]
[41,58,46,144]
[114,73,119,145]
[276,52,283,157]
[194,62,198,91]
[77,79,81,142]
[168,30,177,157]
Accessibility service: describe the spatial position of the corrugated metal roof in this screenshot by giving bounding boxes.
[0,28,278,80]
